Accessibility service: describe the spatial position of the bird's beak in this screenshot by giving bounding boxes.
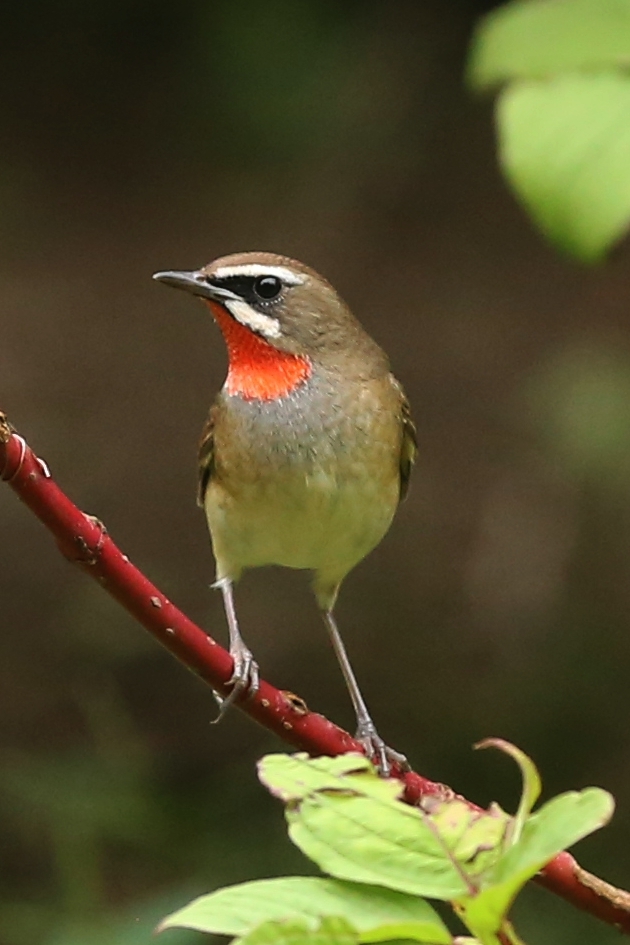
[153,269,238,303]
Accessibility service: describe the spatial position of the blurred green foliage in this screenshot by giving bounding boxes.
[469,0,630,261]
[0,678,307,945]
[189,0,361,162]
[523,345,630,485]
[469,0,630,83]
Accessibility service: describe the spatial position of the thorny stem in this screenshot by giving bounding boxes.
[1,412,630,934]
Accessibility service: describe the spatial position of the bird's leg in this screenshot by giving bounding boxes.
[212,578,260,722]
[321,609,407,777]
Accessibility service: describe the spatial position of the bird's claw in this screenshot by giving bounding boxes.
[212,646,260,723]
[356,720,408,778]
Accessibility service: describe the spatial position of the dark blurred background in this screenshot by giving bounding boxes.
[0,1,629,942]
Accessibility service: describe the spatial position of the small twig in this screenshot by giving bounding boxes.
[1,411,630,934]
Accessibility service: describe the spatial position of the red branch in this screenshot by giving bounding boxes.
[1,413,629,933]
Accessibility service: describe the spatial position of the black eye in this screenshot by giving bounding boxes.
[254,275,282,300]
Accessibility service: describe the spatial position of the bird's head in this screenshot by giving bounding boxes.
[154,251,381,401]
[154,251,363,352]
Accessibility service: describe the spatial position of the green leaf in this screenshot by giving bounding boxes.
[158,876,450,944]
[469,0,630,89]
[238,916,357,945]
[457,787,614,937]
[259,754,515,902]
[494,786,614,888]
[422,799,509,881]
[475,740,540,845]
[258,753,403,804]
[259,754,469,899]
[497,72,630,261]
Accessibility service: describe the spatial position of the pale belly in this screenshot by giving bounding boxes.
[205,463,399,590]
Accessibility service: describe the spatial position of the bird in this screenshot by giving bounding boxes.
[153,252,416,773]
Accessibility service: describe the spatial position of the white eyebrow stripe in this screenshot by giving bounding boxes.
[211,264,305,285]
[224,298,282,339]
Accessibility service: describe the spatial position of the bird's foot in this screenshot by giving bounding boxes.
[355,719,409,778]
[212,644,260,723]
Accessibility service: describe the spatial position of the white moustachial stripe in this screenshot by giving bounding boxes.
[224,298,282,339]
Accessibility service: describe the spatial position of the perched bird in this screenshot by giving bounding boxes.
[154,252,416,772]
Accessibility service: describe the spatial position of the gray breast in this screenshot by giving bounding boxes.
[216,372,374,470]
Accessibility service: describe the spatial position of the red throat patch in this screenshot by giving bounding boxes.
[208,301,311,401]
